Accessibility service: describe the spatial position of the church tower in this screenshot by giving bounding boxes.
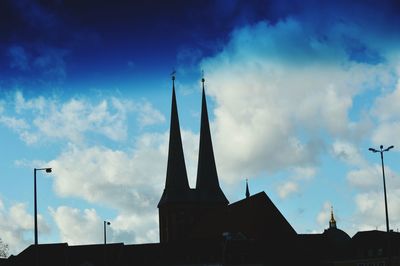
[158,75,228,243]
[195,78,229,206]
[158,75,196,242]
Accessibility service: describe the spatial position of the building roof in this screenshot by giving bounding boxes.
[191,191,297,240]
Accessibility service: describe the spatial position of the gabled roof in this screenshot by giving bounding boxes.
[225,192,297,238]
[190,192,297,240]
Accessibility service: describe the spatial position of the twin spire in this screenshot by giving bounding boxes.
[158,74,228,207]
[164,75,189,191]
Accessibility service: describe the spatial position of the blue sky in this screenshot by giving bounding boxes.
[1,0,400,255]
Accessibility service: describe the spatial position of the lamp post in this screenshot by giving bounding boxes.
[34,167,52,245]
[369,145,394,233]
[104,221,111,244]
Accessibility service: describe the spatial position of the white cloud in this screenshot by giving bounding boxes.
[372,79,400,122]
[276,167,316,199]
[371,79,400,148]
[111,212,158,244]
[33,97,131,143]
[50,207,102,245]
[200,19,391,184]
[277,181,298,199]
[371,122,400,149]
[48,142,163,213]
[14,91,46,114]
[47,128,199,212]
[0,91,166,145]
[332,140,367,167]
[0,200,50,255]
[0,114,38,145]
[317,201,332,227]
[330,139,400,232]
[2,85,196,247]
[50,206,159,245]
[197,18,400,236]
[46,128,199,244]
[135,101,166,128]
[347,166,382,189]
[290,166,316,181]
[349,180,400,232]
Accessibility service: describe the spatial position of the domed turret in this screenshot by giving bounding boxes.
[324,206,351,242]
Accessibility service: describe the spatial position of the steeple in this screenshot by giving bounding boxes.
[195,77,228,205]
[329,206,337,229]
[245,179,250,198]
[158,74,191,207]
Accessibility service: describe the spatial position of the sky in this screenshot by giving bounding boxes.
[1,0,400,255]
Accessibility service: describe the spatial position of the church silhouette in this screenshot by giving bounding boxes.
[3,76,400,266]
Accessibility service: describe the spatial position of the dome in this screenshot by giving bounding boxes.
[323,227,351,243]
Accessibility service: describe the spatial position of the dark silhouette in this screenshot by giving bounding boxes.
[33,168,52,245]
[158,75,228,243]
[104,221,111,245]
[245,179,250,199]
[369,145,394,233]
[3,77,400,266]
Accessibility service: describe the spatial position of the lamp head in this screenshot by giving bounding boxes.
[369,148,378,153]
[45,168,52,173]
[383,145,394,152]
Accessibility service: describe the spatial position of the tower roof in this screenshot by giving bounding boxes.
[195,78,228,205]
[158,75,192,207]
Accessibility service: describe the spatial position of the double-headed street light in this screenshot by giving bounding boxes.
[34,167,52,245]
[104,221,111,245]
[369,145,394,233]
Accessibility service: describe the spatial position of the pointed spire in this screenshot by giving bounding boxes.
[245,179,250,198]
[158,74,191,207]
[196,76,228,205]
[329,206,337,229]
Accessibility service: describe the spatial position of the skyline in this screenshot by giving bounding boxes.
[1,0,400,255]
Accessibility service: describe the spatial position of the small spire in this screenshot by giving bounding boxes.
[201,70,205,88]
[245,179,250,198]
[329,206,337,229]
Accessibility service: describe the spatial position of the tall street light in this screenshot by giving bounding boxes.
[369,145,394,233]
[104,221,111,245]
[34,167,52,245]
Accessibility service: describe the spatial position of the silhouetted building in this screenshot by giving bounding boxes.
[158,77,228,243]
[4,76,400,266]
[299,207,352,265]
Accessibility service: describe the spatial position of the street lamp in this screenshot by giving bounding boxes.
[104,221,111,244]
[34,167,52,245]
[369,145,394,232]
